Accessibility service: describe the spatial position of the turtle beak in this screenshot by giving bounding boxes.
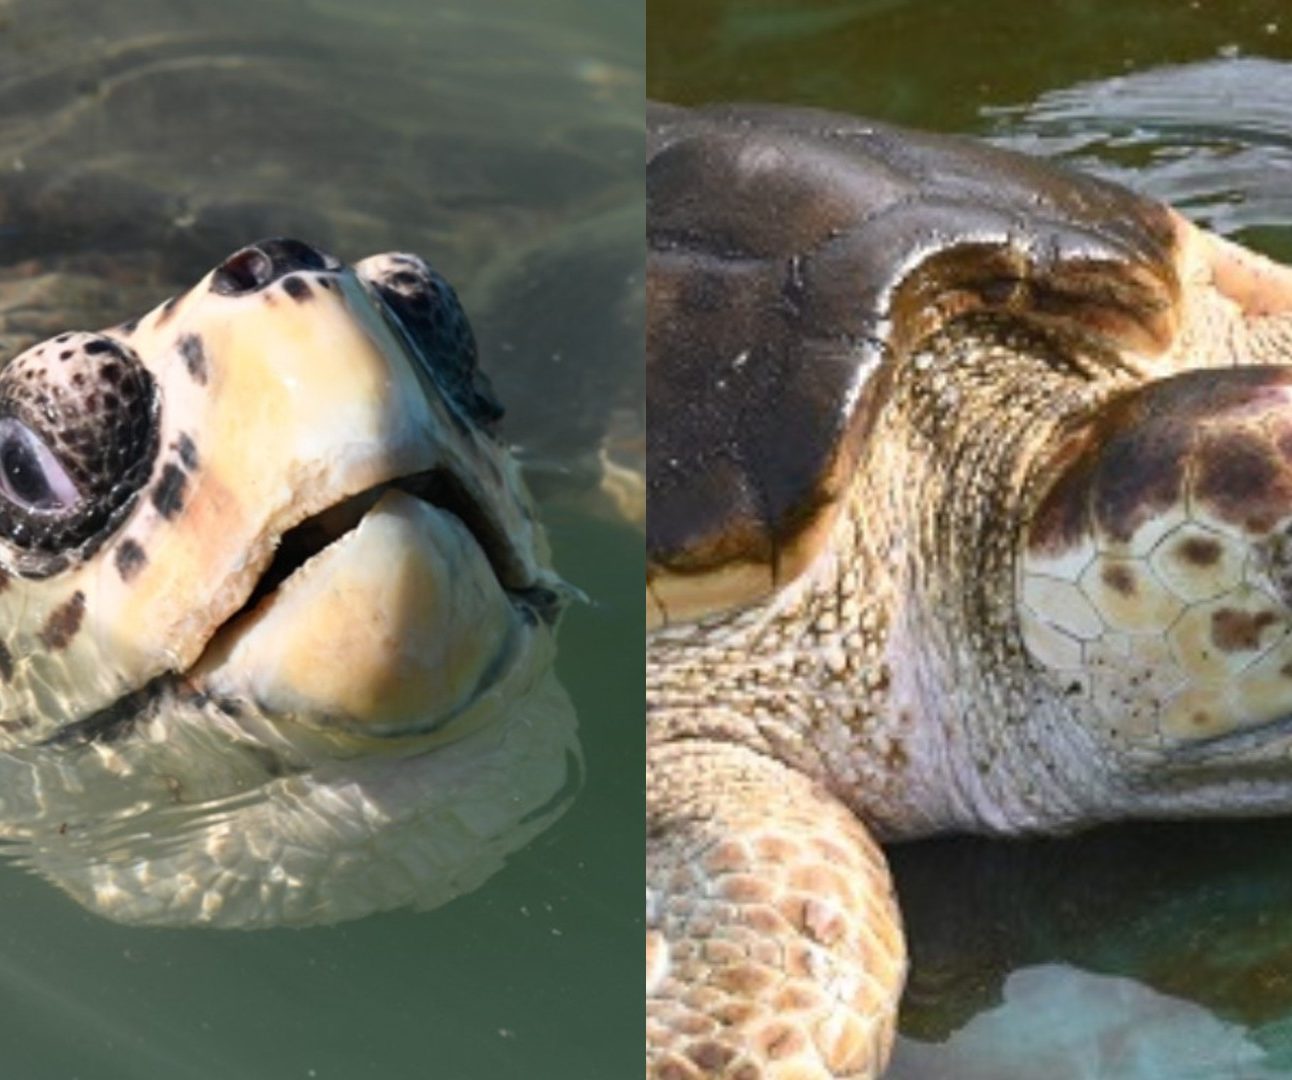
[191,488,545,738]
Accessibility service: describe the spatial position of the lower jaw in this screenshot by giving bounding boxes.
[190,487,548,739]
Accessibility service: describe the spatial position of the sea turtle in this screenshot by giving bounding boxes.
[645,101,1292,1079]
[0,236,578,927]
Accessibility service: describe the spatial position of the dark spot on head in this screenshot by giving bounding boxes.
[39,590,85,650]
[0,640,12,683]
[282,276,313,302]
[1031,371,1292,553]
[1101,563,1137,596]
[83,339,116,356]
[1211,608,1280,653]
[1195,430,1292,534]
[317,275,334,290]
[55,334,70,344]
[1177,535,1222,567]
[119,318,139,335]
[176,433,198,471]
[59,350,72,361]
[98,362,122,385]
[114,538,146,582]
[152,464,186,520]
[177,333,207,385]
[1091,420,1187,544]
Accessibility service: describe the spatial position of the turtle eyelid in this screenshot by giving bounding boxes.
[0,418,80,513]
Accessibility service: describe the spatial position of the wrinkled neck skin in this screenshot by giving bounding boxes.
[650,298,1292,840]
[649,317,1113,837]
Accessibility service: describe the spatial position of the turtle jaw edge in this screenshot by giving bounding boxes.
[183,462,563,741]
[224,465,555,624]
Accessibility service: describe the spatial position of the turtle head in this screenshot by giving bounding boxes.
[1022,365,1292,808]
[0,238,564,745]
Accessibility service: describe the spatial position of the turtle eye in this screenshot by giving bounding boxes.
[0,418,80,513]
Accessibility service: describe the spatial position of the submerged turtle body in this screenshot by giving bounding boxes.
[0,238,577,927]
[646,103,1292,1078]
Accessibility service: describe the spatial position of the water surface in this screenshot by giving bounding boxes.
[0,1,642,1076]
[649,2,1292,1075]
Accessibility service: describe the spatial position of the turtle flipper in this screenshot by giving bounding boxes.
[647,740,906,1079]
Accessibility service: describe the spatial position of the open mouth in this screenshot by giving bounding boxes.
[44,463,562,750]
[218,466,565,638]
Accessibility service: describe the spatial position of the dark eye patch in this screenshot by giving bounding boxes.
[1,429,60,508]
[0,333,159,576]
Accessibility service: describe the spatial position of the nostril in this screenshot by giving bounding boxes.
[210,238,339,296]
[211,246,275,295]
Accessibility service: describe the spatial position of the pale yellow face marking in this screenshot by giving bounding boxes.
[1021,571,1103,640]
[1235,633,1292,730]
[1160,683,1243,742]
[1022,508,1292,750]
[1078,555,1184,634]
[1018,609,1083,671]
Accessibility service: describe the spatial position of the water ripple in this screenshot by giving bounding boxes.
[985,57,1292,237]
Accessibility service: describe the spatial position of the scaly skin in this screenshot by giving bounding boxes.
[648,214,1292,1077]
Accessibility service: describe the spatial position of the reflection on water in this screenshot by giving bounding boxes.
[892,965,1275,1080]
[888,817,1292,1076]
[986,58,1292,241]
[648,3,1292,1076]
[0,0,641,1076]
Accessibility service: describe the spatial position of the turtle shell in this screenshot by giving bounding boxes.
[647,101,1182,626]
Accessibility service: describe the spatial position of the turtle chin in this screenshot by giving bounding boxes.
[190,487,559,739]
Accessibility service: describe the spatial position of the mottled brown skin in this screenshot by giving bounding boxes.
[647,103,1292,1079]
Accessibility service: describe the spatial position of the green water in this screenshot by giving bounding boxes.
[650,1,1292,1076]
[0,1,642,1077]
